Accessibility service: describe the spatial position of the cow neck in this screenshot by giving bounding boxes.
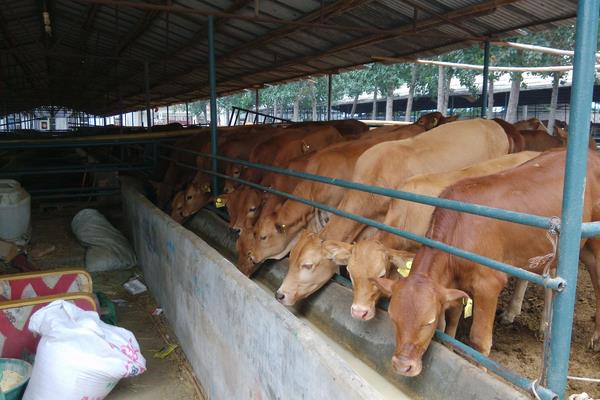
[410,248,454,289]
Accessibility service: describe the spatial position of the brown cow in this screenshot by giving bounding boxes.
[520,130,564,151]
[513,118,548,133]
[372,150,600,377]
[317,152,540,319]
[274,119,520,304]
[240,122,429,274]
[174,124,343,221]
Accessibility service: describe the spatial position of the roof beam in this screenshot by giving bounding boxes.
[0,7,39,90]
[140,0,510,99]
[124,0,373,98]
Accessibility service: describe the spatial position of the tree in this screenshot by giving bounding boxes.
[405,64,418,121]
[535,26,575,132]
[337,69,369,116]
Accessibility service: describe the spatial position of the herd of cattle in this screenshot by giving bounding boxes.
[151,114,600,377]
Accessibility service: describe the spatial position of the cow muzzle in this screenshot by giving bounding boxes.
[275,289,296,306]
[350,304,375,321]
[391,355,422,377]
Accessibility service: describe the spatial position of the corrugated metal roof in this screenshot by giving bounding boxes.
[0,0,577,115]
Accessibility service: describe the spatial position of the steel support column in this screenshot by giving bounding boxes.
[480,41,490,118]
[208,16,219,195]
[255,88,259,114]
[144,61,152,131]
[185,102,189,126]
[327,73,333,120]
[544,0,600,397]
[166,105,170,124]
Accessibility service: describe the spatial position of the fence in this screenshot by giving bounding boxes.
[155,3,600,399]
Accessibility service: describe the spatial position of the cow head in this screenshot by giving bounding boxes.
[371,274,468,377]
[247,208,303,265]
[222,164,243,193]
[275,230,339,306]
[236,228,260,276]
[226,187,263,233]
[179,181,212,219]
[323,240,414,320]
[415,112,443,130]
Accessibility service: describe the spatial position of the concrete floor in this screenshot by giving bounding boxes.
[17,204,204,400]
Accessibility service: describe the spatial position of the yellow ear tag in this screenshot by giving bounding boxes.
[215,197,225,208]
[463,298,473,319]
[301,141,311,153]
[202,185,212,193]
[432,117,438,127]
[397,259,412,278]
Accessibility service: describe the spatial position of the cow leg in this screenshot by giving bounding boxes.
[444,303,463,338]
[469,290,500,356]
[499,279,528,325]
[581,241,600,350]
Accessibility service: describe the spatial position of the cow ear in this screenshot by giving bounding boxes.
[369,277,396,297]
[322,240,352,265]
[441,288,470,305]
[387,250,415,278]
[444,115,459,123]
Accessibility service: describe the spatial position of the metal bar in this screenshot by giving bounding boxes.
[68,0,437,36]
[186,102,189,126]
[481,41,490,118]
[160,143,555,230]
[228,106,236,126]
[0,163,151,176]
[158,152,565,290]
[327,73,332,120]
[28,186,120,194]
[435,332,557,400]
[581,221,600,237]
[544,0,600,396]
[208,16,219,195]
[255,88,259,114]
[166,105,170,124]
[144,61,152,132]
[32,189,121,199]
[0,138,161,150]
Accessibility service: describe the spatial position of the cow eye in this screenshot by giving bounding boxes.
[249,207,256,212]
[260,235,267,240]
[186,195,192,200]
[302,263,314,270]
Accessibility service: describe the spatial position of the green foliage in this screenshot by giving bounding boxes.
[167,25,579,119]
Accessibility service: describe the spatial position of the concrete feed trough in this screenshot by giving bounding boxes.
[121,179,527,400]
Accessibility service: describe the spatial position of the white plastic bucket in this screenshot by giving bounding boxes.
[0,180,30,244]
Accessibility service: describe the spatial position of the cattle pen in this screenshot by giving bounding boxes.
[1,1,600,399]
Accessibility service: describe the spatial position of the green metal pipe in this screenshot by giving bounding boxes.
[160,143,555,230]
[481,41,490,118]
[158,153,565,290]
[435,332,557,400]
[208,15,219,196]
[544,0,600,396]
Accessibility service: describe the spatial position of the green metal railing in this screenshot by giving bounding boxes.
[160,3,599,398]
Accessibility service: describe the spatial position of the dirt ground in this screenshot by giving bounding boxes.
[12,204,204,400]
[452,271,600,397]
